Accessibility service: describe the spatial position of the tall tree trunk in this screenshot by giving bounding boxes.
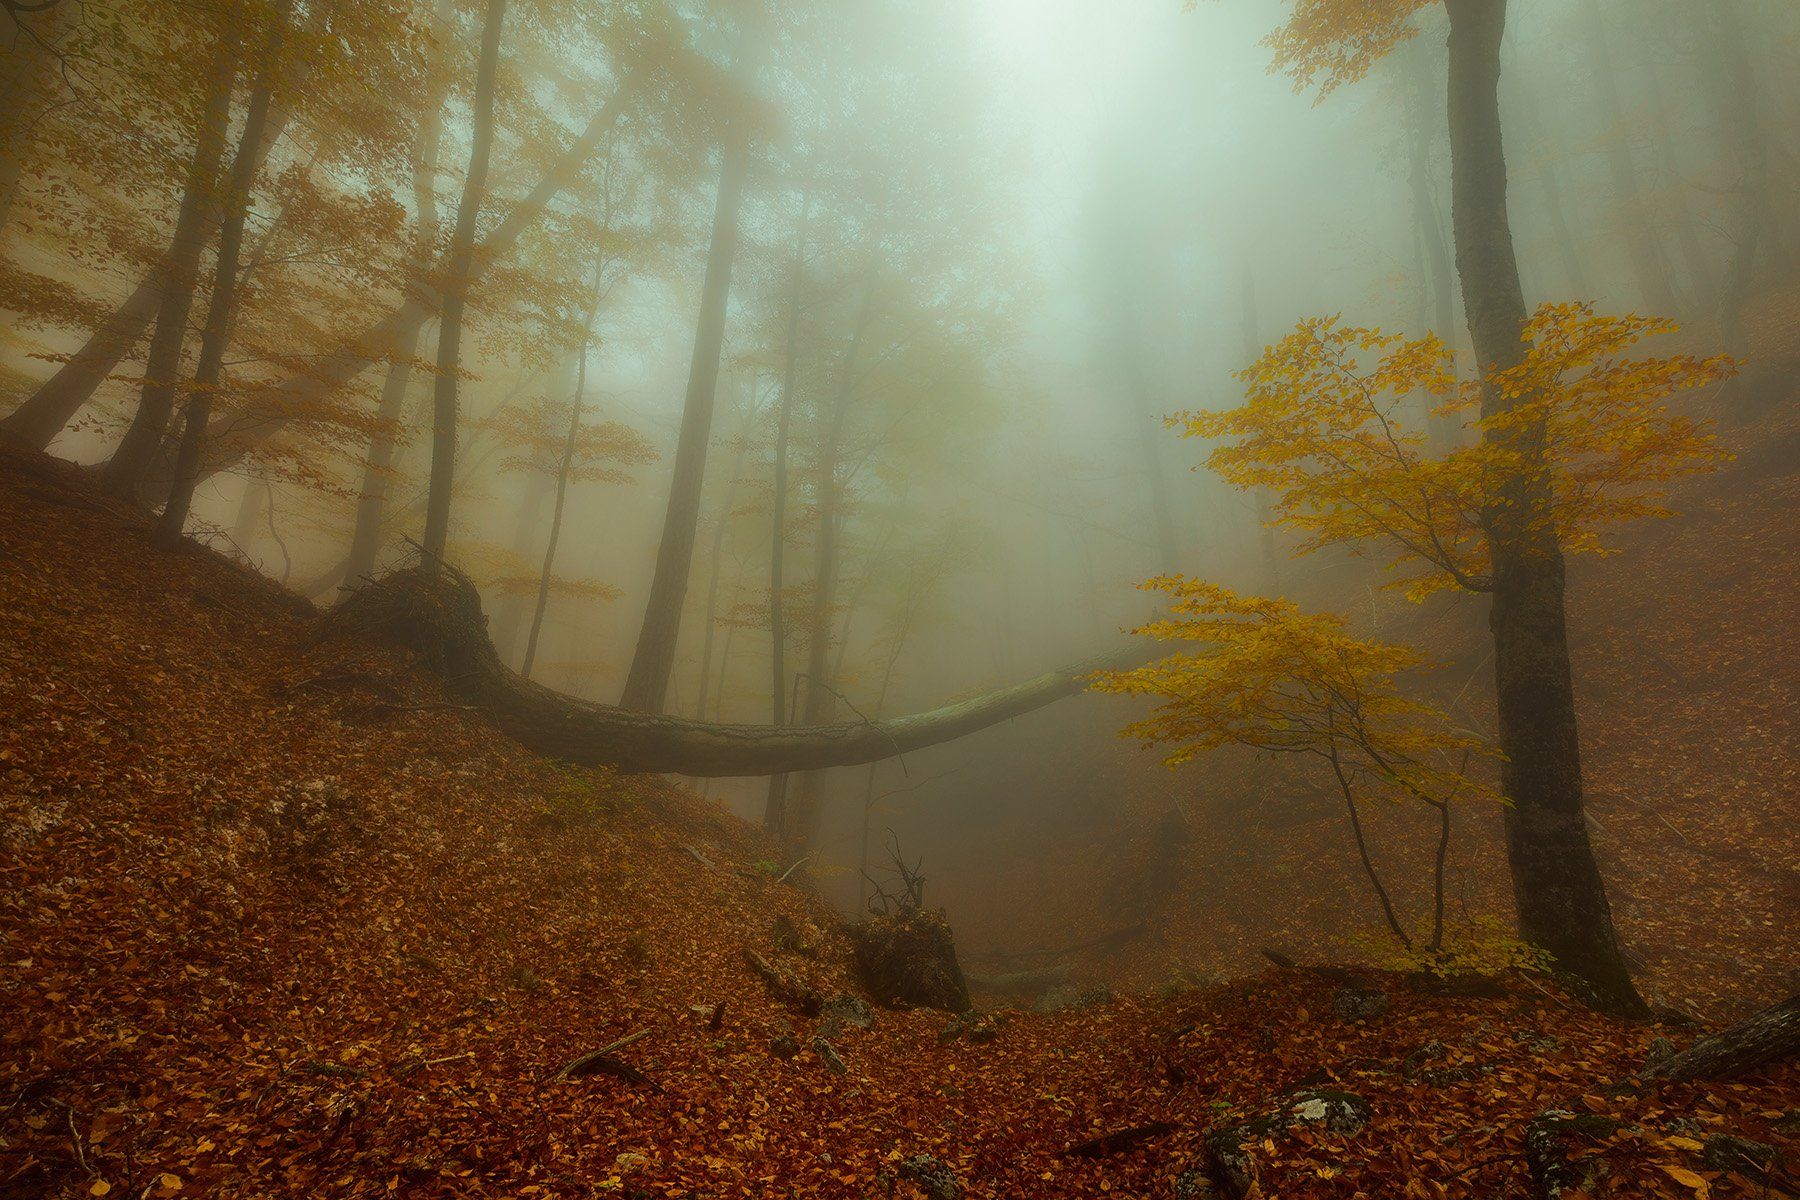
[693,435,749,718]
[161,1,294,542]
[337,0,452,593]
[1576,0,1679,314]
[763,196,809,832]
[1403,38,1462,448]
[420,0,507,570]
[789,284,876,848]
[1239,270,1280,586]
[1443,0,1645,1016]
[100,24,244,498]
[618,128,753,711]
[521,348,591,680]
[186,69,643,488]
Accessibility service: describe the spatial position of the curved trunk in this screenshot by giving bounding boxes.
[325,564,1134,778]
[1444,0,1645,1016]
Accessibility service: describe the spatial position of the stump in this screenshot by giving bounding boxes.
[847,908,971,1012]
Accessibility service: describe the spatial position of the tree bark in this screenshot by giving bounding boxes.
[186,69,643,487]
[763,195,808,832]
[324,563,1138,777]
[522,303,600,679]
[160,1,294,541]
[336,0,452,594]
[1444,0,1645,1016]
[420,0,507,569]
[618,128,752,712]
[1643,994,1800,1083]
[99,24,244,498]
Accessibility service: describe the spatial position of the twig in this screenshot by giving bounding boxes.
[1061,1122,1178,1158]
[776,854,810,884]
[549,1030,652,1082]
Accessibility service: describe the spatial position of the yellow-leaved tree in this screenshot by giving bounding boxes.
[1170,300,1731,1008]
[1186,0,1748,1015]
[1093,578,1486,952]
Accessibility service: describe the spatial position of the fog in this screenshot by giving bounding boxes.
[4,0,1795,982]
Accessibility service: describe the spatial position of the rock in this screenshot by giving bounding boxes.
[937,1010,1002,1045]
[1034,984,1112,1014]
[818,993,873,1038]
[1701,1134,1776,1181]
[811,1035,847,1076]
[898,1153,959,1200]
[1331,986,1389,1023]
[1524,1110,1624,1199]
[769,1034,799,1059]
[1285,1089,1372,1136]
[1402,1040,1450,1077]
[846,908,971,1012]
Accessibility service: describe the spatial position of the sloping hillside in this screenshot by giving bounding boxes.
[1,446,1795,1199]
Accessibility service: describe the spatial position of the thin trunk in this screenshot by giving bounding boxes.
[1429,800,1451,953]
[161,1,294,542]
[694,442,748,718]
[1444,0,1645,1015]
[421,0,507,570]
[1577,0,1679,314]
[100,25,244,498]
[763,196,809,832]
[791,284,877,848]
[1403,40,1462,448]
[618,128,753,711]
[338,0,452,592]
[1240,270,1280,586]
[187,69,643,488]
[521,350,589,680]
[1327,749,1412,949]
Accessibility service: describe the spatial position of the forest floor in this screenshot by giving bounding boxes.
[1,443,1797,1200]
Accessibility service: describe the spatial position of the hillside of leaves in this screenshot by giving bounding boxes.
[929,286,1800,1027]
[2,441,1797,1198]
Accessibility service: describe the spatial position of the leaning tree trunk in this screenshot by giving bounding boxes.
[1444,0,1646,1017]
[421,0,507,569]
[763,195,808,832]
[1643,994,1800,1083]
[100,25,243,499]
[186,69,643,491]
[161,1,293,541]
[324,562,1141,776]
[618,128,752,713]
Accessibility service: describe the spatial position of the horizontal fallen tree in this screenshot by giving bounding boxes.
[319,564,1138,778]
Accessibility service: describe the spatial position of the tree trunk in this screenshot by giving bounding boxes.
[323,563,1139,777]
[336,0,452,594]
[0,2,73,239]
[1644,994,1800,1083]
[789,284,876,846]
[1443,0,1645,1016]
[99,24,244,499]
[1576,0,1679,314]
[160,1,294,542]
[421,0,507,569]
[763,195,808,832]
[186,69,643,488]
[522,306,600,679]
[618,129,752,712]
[693,435,748,717]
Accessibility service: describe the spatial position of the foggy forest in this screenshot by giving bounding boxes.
[1,0,1797,1195]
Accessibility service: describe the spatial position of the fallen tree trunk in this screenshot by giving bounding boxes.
[1642,993,1800,1083]
[319,563,1137,777]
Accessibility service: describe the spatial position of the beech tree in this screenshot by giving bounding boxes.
[1180,293,1733,1011]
